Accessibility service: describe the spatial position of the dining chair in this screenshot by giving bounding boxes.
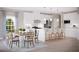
[24,32,35,48]
[7,33,19,48]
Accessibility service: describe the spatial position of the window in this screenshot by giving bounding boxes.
[6,19,14,32]
[6,16,16,32]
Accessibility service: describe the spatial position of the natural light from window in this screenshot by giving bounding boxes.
[6,16,16,29]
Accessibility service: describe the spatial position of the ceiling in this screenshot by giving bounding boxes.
[0,7,78,14]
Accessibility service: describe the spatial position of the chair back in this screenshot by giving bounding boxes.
[26,32,35,40]
[7,32,13,40]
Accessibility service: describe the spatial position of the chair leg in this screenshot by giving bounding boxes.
[10,42,13,48]
[30,42,31,46]
[35,38,37,43]
[32,41,34,47]
[9,41,11,47]
[18,41,19,47]
[27,42,29,48]
[24,41,25,47]
[16,42,17,46]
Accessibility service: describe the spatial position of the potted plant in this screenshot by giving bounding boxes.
[19,28,25,35]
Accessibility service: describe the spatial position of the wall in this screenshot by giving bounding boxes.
[17,12,24,28]
[63,12,79,39]
[23,12,60,30]
[0,11,4,37]
[23,12,53,27]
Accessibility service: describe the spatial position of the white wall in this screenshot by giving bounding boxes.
[64,12,79,39]
[0,11,4,37]
[17,12,24,28]
[23,12,53,27]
